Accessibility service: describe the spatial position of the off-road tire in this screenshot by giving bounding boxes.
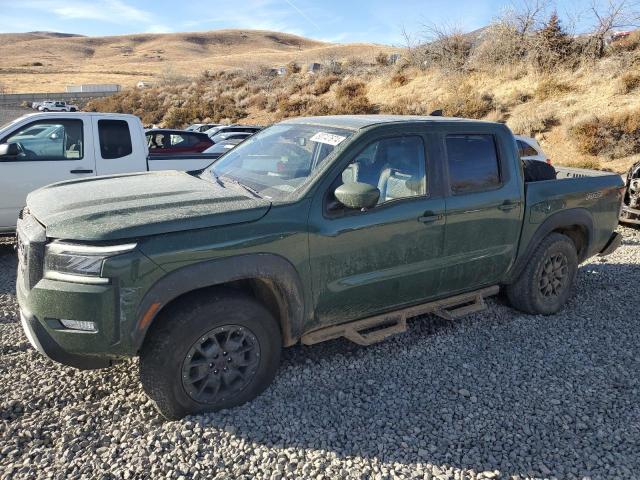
[140,289,282,419]
[506,233,578,315]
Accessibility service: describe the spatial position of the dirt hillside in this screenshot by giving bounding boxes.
[0,29,393,93]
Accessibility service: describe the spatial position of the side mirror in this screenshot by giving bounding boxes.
[334,182,380,210]
[0,143,19,159]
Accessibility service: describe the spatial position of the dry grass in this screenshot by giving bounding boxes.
[390,72,409,87]
[571,109,640,159]
[618,72,640,94]
[333,79,376,114]
[534,76,573,101]
[507,106,558,136]
[440,84,496,119]
[311,74,340,95]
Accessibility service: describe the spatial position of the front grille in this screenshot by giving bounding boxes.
[16,213,46,291]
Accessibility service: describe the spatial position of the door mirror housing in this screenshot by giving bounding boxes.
[334,182,380,210]
[0,143,19,160]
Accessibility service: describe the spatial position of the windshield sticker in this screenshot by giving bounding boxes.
[310,132,346,146]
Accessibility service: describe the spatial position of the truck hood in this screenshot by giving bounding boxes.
[26,171,271,241]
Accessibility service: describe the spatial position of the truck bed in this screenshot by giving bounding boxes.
[521,166,624,259]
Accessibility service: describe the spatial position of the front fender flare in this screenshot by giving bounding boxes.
[132,253,305,350]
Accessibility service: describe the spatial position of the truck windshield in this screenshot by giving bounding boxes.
[206,124,352,200]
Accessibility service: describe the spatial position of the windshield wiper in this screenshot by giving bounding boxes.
[210,172,225,188]
[219,175,262,198]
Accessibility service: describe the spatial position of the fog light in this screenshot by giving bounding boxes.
[60,319,96,332]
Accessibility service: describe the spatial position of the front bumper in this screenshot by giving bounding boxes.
[619,205,640,225]
[19,308,113,369]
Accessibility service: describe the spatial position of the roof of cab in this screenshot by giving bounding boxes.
[280,114,498,131]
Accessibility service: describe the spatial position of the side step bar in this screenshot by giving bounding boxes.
[301,286,500,346]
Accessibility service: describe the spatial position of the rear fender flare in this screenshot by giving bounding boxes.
[506,208,594,284]
[132,253,305,350]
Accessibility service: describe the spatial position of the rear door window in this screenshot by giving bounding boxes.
[98,120,133,159]
[170,134,201,147]
[445,134,501,194]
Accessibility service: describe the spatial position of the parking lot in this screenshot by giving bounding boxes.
[1,226,639,479]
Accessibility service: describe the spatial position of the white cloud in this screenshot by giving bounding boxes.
[180,0,322,37]
[18,0,154,25]
[145,24,173,34]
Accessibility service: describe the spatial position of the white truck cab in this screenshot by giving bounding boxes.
[0,112,222,233]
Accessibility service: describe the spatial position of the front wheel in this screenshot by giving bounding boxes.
[41,108,49,112]
[505,232,578,315]
[140,289,282,419]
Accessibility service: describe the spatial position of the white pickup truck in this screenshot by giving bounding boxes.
[0,112,222,233]
[38,101,79,112]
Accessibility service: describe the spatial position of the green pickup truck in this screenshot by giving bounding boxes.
[16,115,624,419]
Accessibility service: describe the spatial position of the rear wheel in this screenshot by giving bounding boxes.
[140,289,282,419]
[506,233,578,315]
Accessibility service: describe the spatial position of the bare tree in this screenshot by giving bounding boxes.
[504,0,553,37]
[588,0,640,57]
[400,25,426,67]
[416,22,473,72]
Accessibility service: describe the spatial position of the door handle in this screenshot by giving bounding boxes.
[418,213,443,223]
[498,201,519,211]
[70,169,93,174]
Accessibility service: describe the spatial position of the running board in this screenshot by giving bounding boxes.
[301,286,499,346]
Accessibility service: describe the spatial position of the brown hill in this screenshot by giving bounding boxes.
[0,29,393,93]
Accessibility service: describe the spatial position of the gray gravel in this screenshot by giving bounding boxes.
[1,227,640,480]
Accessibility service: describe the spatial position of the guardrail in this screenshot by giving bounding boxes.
[0,91,118,106]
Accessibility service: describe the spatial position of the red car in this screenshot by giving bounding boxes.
[146,129,213,155]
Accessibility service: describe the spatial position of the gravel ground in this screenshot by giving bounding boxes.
[1,227,639,480]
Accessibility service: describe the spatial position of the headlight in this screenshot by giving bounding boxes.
[44,242,137,284]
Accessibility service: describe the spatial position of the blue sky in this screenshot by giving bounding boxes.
[0,0,620,45]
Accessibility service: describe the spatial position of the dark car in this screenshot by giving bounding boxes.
[210,131,254,144]
[205,125,262,138]
[146,129,213,155]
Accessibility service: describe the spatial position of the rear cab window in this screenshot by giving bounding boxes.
[445,134,501,194]
[517,140,538,158]
[98,120,132,159]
